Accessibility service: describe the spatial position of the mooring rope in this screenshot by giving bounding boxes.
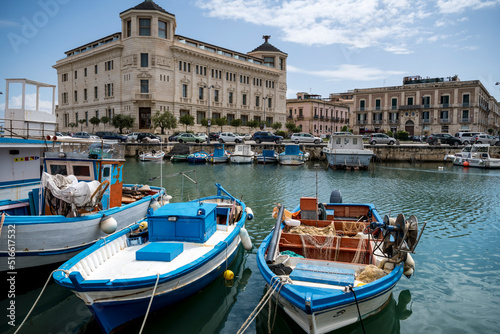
[139,272,161,334]
[236,276,289,334]
[14,269,69,334]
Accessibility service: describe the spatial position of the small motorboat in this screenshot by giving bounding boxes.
[445,144,500,168]
[170,154,188,162]
[323,134,373,169]
[139,150,165,162]
[256,192,425,334]
[230,144,255,164]
[53,183,254,333]
[187,151,208,163]
[256,149,279,164]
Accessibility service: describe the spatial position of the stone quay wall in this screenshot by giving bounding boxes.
[124,142,500,162]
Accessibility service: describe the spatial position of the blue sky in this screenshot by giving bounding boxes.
[1,0,500,118]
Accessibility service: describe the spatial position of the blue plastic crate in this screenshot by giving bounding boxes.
[136,243,183,262]
[289,263,355,286]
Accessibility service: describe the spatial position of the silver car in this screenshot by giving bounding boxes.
[369,133,396,145]
[290,133,322,144]
[473,133,499,145]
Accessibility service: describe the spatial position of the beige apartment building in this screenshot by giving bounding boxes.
[332,76,500,136]
[53,0,288,134]
[286,93,350,136]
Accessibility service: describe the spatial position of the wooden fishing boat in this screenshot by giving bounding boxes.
[53,183,253,334]
[256,149,279,164]
[279,144,309,165]
[170,154,189,162]
[139,150,165,162]
[208,144,230,163]
[257,193,425,334]
[0,139,170,271]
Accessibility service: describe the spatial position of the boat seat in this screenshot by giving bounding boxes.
[289,263,355,286]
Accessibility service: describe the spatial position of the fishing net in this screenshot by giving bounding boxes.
[356,264,387,283]
[287,223,337,236]
[351,238,367,264]
[299,234,335,260]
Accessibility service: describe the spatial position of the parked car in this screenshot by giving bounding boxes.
[454,132,482,145]
[252,131,283,144]
[168,133,182,142]
[177,133,206,143]
[235,133,252,140]
[195,133,208,141]
[290,133,322,144]
[473,133,500,145]
[218,132,244,143]
[426,133,462,146]
[369,133,396,145]
[209,132,220,141]
[95,131,128,142]
[54,132,72,139]
[126,132,142,142]
[137,133,161,143]
[73,131,99,139]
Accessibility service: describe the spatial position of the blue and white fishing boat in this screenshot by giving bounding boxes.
[256,149,279,164]
[278,144,309,165]
[53,183,253,334]
[230,144,255,164]
[323,134,373,169]
[187,150,208,163]
[0,138,169,271]
[256,193,424,334]
[208,144,230,163]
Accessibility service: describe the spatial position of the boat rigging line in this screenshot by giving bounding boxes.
[139,273,161,334]
[148,169,200,203]
[347,285,367,334]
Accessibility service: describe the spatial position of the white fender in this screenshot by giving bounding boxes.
[100,216,117,234]
[245,207,254,220]
[239,227,252,251]
[404,253,415,278]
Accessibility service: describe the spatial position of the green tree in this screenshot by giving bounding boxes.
[215,116,228,132]
[111,114,135,134]
[100,116,110,127]
[151,110,177,134]
[341,125,351,133]
[68,122,78,131]
[78,119,86,131]
[179,114,195,132]
[89,116,100,133]
[285,121,296,133]
[230,118,242,132]
[272,122,282,132]
[247,119,259,129]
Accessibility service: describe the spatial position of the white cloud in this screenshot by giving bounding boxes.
[195,0,499,54]
[288,64,405,81]
[8,93,54,113]
[436,0,500,14]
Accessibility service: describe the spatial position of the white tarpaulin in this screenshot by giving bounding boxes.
[41,172,100,208]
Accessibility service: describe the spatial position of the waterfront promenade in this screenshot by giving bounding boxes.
[123,141,500,162]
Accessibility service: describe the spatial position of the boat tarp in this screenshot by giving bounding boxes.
[284,145,301,155]
[41,172,100,207]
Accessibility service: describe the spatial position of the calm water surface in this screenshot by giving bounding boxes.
[3,159,500,334]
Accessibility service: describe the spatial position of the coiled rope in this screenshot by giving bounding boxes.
[139,272,161,334]
[14,269,70,334]
[236,275,289,334]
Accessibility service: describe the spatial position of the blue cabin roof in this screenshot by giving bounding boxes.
[262,149,275,157]
[213,144,225,157]
[284,145,300,155]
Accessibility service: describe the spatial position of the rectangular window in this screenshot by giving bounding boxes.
[268,98,272,108]
[74,90,78,102]
[360,100,365,111]
[229,92,233,104]
[255,96,260,107]
[141,53,148,67]
[74,70,77,79]
[158,20,167,38]
[139,18,151,36]
[242,94,247,106]
[61,92,67,104]
[84,88,87,101]
[391,98,397,110]
[214,90,219,102]
[264,56,274,67]
[105,83,113,97]
[62,73,68,82]
[95,65,98,74]
[105,60,113,71]
[407,97,414,105]
[462,110,469,119]
[126,20,131,37]
[140,80,149,93]
[94,86,98,99]
[375,99,381,110]
[182,84,188,98]
[84,68,87,77]
[462,94,470,106]
[199,87,204,100]
[440,95,449,105]
[422,96,430,106]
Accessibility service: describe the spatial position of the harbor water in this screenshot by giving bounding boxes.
[2,159,500,334]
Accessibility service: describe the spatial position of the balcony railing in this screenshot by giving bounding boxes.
[389,119,398,124]
[439,118,450,123]
[180,97,191,103]
[399,104,422,110]
[358,120,367,125]
[297,115,304,120]
[135,93,155,100]
[373,119,382,124]
[422,119,431,123]
[459,118,471,123]
[439,103,450,108]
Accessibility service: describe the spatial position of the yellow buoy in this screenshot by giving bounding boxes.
[223,270,234,280]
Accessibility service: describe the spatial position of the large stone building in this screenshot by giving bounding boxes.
[53,0,288,134]
[286,92,350,136]
[331,76,500,136]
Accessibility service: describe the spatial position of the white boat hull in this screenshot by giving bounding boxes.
[230,155,253,164]
[279,155,306,165]
[0,196,154,271]
[324,150,373,169]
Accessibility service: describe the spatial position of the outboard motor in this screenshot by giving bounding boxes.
[330,189,342,203]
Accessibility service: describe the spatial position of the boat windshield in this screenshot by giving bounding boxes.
[46,142,125,160]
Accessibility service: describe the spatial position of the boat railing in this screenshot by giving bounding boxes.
[45,141,125,160]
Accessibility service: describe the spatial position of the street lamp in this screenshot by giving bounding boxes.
[262,96,268,130]
[203,84,214,144]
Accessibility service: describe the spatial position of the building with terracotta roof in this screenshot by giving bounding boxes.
[53,0,288,134]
